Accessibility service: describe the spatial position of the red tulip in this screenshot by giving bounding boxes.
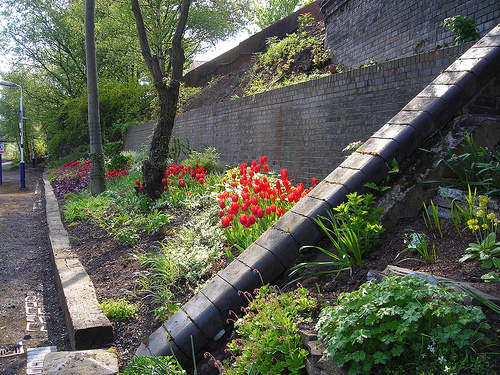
[239,214,248,226]
[257,208,264,219]
[179,180,185,188]
[140,185,144,191]
[219,200,226,209]
[248,214,256,225]
[136,179,141,186]
[221,217,230,228]
[231,194,238,202]
[162,178,167,184]
[312,177,317,186]
[251,196,259,206]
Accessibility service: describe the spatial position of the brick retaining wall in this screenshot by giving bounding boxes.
[169,43,471,184]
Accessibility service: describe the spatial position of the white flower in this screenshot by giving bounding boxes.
[444,365,450,372]
[438,356,445,364]
[427,344,435,353]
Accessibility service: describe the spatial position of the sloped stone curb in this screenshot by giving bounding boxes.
[43,175,113,350]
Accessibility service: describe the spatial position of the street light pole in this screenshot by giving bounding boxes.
[0,80,25,188]
[23,117,34,168]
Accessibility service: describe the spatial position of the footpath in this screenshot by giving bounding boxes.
[0,160,70,374]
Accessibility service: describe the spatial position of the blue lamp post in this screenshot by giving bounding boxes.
[0,80,25,188]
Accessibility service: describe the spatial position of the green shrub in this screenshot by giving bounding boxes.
[222,285,316,375]
[99,298,138,322]
[317,275,489,375]
[443,15,480,45]
[181,146,224,174]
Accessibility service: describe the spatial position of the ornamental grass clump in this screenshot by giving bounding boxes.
[219,285,316,375]
[316,275,490,375]
[217,156,317,251]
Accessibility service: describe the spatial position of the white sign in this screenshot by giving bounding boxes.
[0,144,4,154]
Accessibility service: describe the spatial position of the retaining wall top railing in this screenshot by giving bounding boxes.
[136,24,500,364]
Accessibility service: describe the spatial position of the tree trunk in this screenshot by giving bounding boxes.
[131,0,191,199]
[85,0,106,195]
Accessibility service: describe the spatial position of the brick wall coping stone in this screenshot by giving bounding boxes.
[135,22,500,364]
[43,174,114,351]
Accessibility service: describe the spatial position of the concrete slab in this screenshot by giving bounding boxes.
[41,349,118,375]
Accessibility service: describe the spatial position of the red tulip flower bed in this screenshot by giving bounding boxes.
[105,169,130,183]
[135,163,208,204]
[51,160,92,197]
[218,156,317,250]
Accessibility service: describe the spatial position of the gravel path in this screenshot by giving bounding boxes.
[0,160,70,375]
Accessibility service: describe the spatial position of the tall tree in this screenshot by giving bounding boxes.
[131,0,191,198]
[85,0,106,195]
[253,0,311,30]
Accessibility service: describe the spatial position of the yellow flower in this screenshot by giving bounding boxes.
[487,213,496,221]
[474,225,480,231]
[476,210,485,217]
[482,224,489,229]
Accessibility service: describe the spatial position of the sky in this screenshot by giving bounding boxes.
[194,30,253,64]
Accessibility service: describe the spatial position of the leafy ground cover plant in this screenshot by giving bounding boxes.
[99,298,138,322]
[218,285,316,375]
[217,156,317,251]
[51,160,91,197]
[316,275,490,375]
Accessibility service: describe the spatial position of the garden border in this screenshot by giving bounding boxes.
[43,174,114,351]
[135,23,500,364]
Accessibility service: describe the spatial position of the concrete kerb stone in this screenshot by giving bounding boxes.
[340,153,389,186]
[41,349,119,375]
[218,259,263,298]
[43,174,113,351]
[323,167,368,193]
[271,210,324,248]
[163,309,208,359]
[181,293,227,341]
[255,227,301,267]
[372,124,423,157]
[237,243,286,285]
[200,275,247,320]
[306,181,349,209]
[356,136,407,165]
[135,325,189,364]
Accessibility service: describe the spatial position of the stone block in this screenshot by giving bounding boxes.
[42,349,118,375]
[404,97,453,127]
[237,243,285,285]
[306,181,349,209]
[163,309,208,358]
[417,84,466,114]
[181,292,227,340]
[323,167,368,193]
[272,211,324,248]
[448,58,496,86]
[135,325,187,364]
[290,195,332,220]
[255,227,301,267]
[200,275,246,319]
[218,259,262,296]
[340,153,389,185]
[357,136,407,164]
[373,124,422,157]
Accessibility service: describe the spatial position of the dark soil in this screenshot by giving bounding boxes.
[61,200,500,373]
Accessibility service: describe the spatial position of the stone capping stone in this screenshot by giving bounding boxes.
[43,174,113,351]
[137,23,500,364]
